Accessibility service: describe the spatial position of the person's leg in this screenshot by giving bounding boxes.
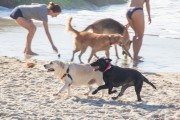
[130,10,145,62]
[15,17,37,55]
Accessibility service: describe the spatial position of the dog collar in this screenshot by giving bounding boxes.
[103,64,111,72]
[61,67,73,80]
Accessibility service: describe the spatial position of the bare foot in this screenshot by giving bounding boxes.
[137,56,144,60]
[134,59,144,63]
[133,56,144,63]
[133,58,144,66]
[24,51,38,56]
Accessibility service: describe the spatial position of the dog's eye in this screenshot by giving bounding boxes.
[50,62,53,64]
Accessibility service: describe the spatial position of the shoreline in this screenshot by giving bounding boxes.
[0,22,180,73]
[0,56,180,119]
[0,18,180,73]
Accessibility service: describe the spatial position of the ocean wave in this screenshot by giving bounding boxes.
[0,0,127,9]
[0,6,11,18]
[0,6,10,11]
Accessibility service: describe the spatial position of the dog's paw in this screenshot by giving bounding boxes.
[112,90,117,93]
[109,90,117,94]
[112,97,118,100]
[92,90,98,95]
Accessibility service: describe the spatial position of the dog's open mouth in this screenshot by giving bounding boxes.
[47,68,55,72]
[91,66,100,71]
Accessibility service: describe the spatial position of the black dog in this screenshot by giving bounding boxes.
[90,58,156,101]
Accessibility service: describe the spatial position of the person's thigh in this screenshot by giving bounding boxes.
[15,17,36,31]
[127,18,134,31]
[131,10,145,37]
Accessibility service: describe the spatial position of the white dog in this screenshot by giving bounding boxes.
[44,60,104,97]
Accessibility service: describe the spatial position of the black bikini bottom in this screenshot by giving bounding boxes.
[126,7,143,19]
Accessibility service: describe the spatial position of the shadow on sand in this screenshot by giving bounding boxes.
[72,96,177,111]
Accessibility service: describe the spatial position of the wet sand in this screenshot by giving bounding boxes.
[0,56,180,119]
[0,21,180,72]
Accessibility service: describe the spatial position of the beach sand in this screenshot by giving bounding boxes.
[0,56,180,119]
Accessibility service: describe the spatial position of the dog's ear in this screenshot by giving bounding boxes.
[105,58,112,63]
[59,61,65,68]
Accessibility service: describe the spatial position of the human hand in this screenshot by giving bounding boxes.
[148,17,151,24]
[52,45,58,53]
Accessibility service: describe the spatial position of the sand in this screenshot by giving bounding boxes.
[0,56,180,120]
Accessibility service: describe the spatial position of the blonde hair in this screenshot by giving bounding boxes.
[48,2,61,13]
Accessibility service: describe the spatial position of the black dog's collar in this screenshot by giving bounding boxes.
[61,67,73,80]
[103,64,112,72]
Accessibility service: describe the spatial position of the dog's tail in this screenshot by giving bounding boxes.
[66,16,79,35]
[143,76,156,89]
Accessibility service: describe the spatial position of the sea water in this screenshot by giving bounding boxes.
[0,0,180,72]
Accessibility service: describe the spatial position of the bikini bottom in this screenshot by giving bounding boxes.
[126,7,143,19]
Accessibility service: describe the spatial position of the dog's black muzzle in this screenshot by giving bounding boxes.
[44,65,55,72]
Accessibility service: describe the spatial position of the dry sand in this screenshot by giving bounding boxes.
[0,56,179,120]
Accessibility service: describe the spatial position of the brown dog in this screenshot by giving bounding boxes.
[67,17,132,63]
[83,18,132,59]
